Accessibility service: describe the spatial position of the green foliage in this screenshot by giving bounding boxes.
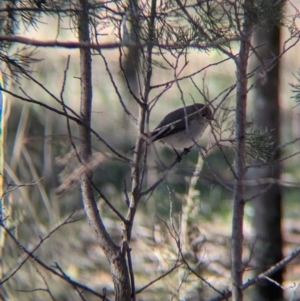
[245,126,275,163]
[290,70,300,105]
[212,105,276,166]
[249,0,286,27]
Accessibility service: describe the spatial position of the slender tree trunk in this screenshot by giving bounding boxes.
[231,2,252,300]
[250,16,283,301]
[121,0,140,134]
[77,1,131,300]
[232,41,250,301]
[123,0,140,96]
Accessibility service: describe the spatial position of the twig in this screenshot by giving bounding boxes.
[126,247,136,301]
[135,262,183,294]
[1,212,77,284]
[0,34,241,50]
[0,88,131,163]
[210,244,300,301]
[1,222,110,300]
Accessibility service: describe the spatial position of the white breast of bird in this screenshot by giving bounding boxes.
[159,118,209,149]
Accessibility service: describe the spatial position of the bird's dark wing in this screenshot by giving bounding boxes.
[151,105,200,142]
[151,119,186,141]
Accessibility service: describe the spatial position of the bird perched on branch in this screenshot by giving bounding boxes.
[149,103,213,150]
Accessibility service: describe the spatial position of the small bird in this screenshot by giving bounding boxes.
[149,103,213,149]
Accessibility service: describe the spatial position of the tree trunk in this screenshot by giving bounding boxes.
[250,15,283,301]
[77,1,131,300]
[231,1,252,300]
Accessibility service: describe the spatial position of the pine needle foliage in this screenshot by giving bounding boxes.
[290,70,300,105]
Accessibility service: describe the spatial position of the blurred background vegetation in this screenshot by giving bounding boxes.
[1,0,300,300]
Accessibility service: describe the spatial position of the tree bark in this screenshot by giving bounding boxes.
[232,42,250,301]
[231,2,252,300]
[77,1,131,300]
[121,0,140,133]
[250,18,283,301]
